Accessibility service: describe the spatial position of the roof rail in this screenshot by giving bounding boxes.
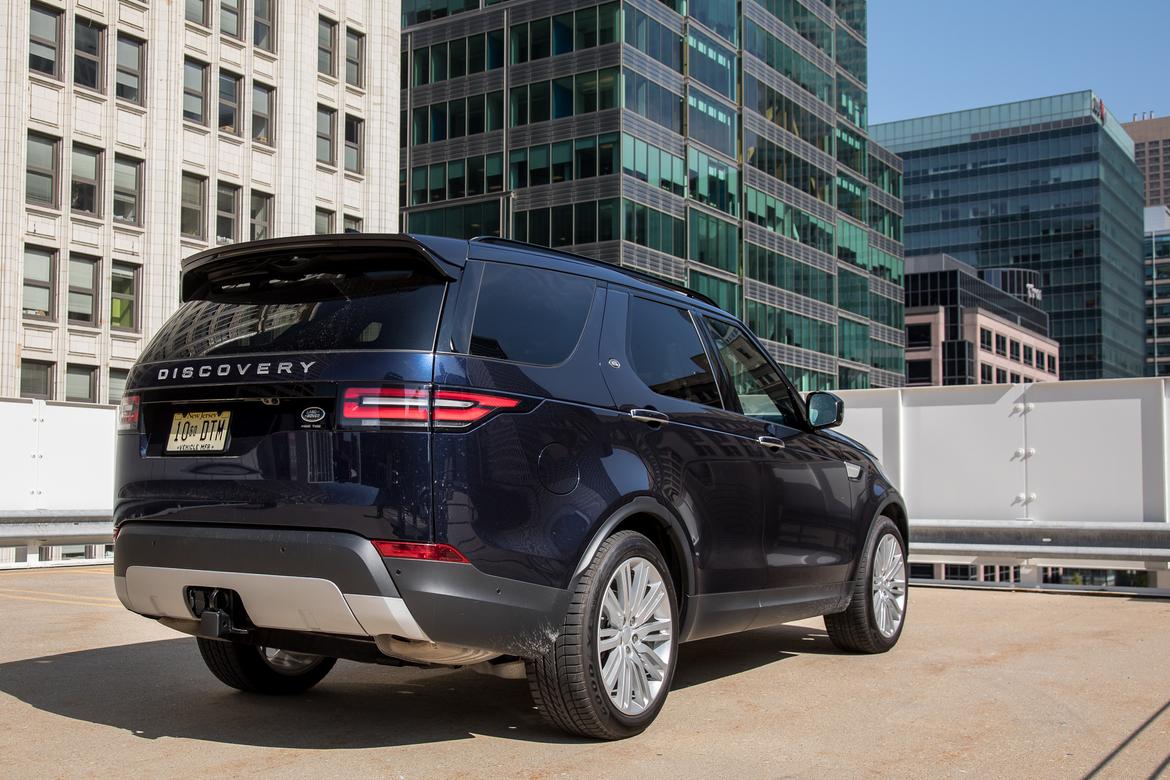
[468,236,721,309]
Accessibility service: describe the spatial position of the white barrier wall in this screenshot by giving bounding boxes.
[0,399,115,514]
[836,378,1170,525]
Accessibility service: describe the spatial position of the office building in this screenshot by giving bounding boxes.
[400,0,906,390]
[2,1,400,404]
[1123,114,1170,207]
[1146,206,1170,377]
[872,92,1147,380]
[903,254,1058,386]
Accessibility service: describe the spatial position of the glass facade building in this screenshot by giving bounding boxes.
[872,92,1147,380]
[400,0,906,390]
[1146,206,1170,377]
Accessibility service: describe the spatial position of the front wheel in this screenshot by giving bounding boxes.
[196,638,336,695]
[824,516,908,653]
[527,530,678,740]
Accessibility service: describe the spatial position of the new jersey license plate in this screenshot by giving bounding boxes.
[166,411,231,453]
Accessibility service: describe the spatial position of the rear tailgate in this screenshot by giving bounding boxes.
[115,236,461,542]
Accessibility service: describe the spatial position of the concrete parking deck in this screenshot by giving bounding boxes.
[0,567,1166,779]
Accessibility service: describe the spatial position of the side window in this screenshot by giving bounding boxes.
[470,263,594,364]
[705,317,801,428]
[626,296,720,407]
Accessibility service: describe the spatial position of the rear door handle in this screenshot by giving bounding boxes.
[629,409,669,425]
[757,435,785,451]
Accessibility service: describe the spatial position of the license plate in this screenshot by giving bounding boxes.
[166,411,231,453]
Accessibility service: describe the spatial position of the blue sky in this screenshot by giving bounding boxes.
[868,0,1170,125]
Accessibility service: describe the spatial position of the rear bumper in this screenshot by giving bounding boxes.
[113,523,570,658]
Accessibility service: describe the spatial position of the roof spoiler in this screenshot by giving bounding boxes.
[179,234,467,302]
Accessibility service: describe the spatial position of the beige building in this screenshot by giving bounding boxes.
[1,0,401,405]
[1123,114,1170,208]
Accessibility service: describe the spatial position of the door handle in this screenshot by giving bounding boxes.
[629,409,669,425]
[757,435,785,452]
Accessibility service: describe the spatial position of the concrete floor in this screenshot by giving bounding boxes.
[0,566,1167,779]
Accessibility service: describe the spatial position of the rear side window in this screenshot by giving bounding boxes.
[140,262,446,361]
[469,263,594,365]
[626,296,720,407]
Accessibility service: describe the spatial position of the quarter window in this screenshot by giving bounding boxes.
[706,318,801,426]
[29,4,61,78]
[74,17,104,92]
[626,296,720,407]
[469,264,595,365]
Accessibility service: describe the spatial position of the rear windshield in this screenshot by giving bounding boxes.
[140,260,446,361]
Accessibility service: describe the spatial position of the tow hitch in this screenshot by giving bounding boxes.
[186,587,250,639]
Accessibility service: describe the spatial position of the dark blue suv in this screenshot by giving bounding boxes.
[113,234,908,739]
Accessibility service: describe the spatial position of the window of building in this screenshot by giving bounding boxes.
[183,59,208,124]
[68,254,98,324]
[1009,340,1020,362]
[218,71,242,135]
[254,0,275,51]
[905,323,931,348]
[110,262,138,330]
[180,173,206,239]
[108,368,129,405]
[66,364,97,402]
[249,191,272,240]
[995,368,1007,384]
[315,208,334,234]
[112,156,141,225]
[71,145,102,216]
[22,246,55,319]
[1010,372,1021,383]
[469,264,595,365]
[29,4,61,78]
[344,115,363,173]
[317,16,336,76]
[906,359,932,385]
[115,35,144,104]
[994,333,1007,356]
[20,360,54,400]
[980,363,993,384]
[316,106,335,164]
[26,132,58,207]
[343,214,363,233]
[626,296,720,407]
[215,183,240,243]
[74,17,104,92]
[1047,354,1057,374]
[220,0,242,38]
[345,29,364,87]
[1036,350,1046,371]
[1023,345,1034,366]
[979,327,992,351]
[186,0,208,25]
[252,83,274,144]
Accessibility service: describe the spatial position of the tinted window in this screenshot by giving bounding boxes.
[140,261,446,361]
[470,263,594,365]
[705,318,800,427]
[627,297,719,407]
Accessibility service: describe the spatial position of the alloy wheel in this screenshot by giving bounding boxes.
[596,557,674,716]
[871,534,907,638]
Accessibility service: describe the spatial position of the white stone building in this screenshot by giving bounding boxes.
[0,0,401,404]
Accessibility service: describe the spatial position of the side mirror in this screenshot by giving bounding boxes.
[807,391,845,429]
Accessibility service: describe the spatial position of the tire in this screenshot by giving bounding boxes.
[527,530,679,740]
[825,516,908,654]
[196,638,336,695]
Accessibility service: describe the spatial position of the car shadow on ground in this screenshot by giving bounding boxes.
[0,622,835,749]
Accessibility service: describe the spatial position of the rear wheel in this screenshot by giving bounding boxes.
[825,516,908,653]
[527,531,678,740]
[196,638,336,694]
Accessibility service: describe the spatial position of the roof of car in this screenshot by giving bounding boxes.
[180,233,725,313]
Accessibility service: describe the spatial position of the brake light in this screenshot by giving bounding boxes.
[339,387,521,428]
[372,540,469,563]
[118,394,140,432]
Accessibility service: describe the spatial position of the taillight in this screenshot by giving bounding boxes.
[339,386,521,429]
[118,394,140,432]
[372,540,469,563]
